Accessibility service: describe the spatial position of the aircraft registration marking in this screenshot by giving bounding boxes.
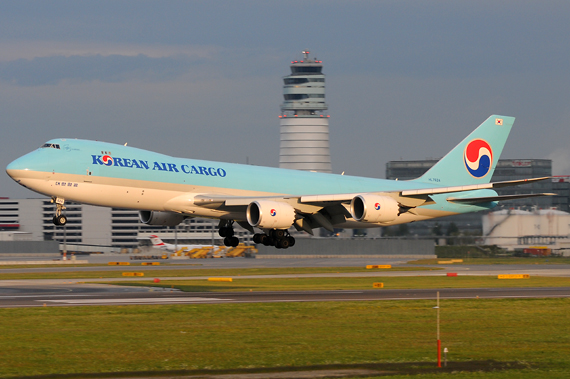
[55,182,78,187]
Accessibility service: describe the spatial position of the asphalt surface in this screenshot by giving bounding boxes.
[1,256,569,308]
[1,284,570,308]
[2,256,570,276]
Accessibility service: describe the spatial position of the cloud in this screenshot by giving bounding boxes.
[0,54,206,86]
[0,41,218,62]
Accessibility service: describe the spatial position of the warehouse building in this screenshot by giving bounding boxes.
[482,208,570,255]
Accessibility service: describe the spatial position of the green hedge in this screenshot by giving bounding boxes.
[435,245,506,258]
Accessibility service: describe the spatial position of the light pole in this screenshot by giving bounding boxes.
[434,291,441,368]
[174,224,178,253]
[63,222,67,259]
[211,220,215,250]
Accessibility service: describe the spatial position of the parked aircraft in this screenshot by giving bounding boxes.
[6,115,552,249]
[149,235,213,252]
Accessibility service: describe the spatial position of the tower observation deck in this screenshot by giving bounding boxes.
[279,50,331,173]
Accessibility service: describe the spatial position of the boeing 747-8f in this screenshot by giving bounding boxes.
[6,115,552,249]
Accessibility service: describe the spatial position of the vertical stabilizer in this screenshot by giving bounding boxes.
[414,115,514,186]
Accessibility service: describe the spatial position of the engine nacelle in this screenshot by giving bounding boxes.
[350,194,400,223]
[246,200,296,230]
[139,211,185,226]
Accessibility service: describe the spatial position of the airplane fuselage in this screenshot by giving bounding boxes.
[6,138,496,229]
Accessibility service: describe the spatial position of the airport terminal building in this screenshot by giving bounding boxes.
[0,198,249,253]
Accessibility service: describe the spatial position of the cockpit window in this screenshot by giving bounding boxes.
[41,143,61,149]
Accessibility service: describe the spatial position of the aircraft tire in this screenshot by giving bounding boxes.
[230,236,239,247]
[272,229,286,239]
[53,215,67,226]
[219,227,234,238]
[287,236,295,247]
[277,238,290,249]
[253,233,263,244]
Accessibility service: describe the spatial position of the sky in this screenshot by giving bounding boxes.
[1,0,570,198]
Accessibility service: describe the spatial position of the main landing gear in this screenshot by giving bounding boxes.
[218,220,239,247]
[218,221,296,250]
[51,197,67,226]
[253,230,295,249]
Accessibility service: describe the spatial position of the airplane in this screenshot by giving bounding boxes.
[148,235,214,252]
[6,115,552,249]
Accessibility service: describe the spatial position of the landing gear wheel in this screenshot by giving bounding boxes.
[219,226,234,238]
[287,236,295,247]
[224,236,240,247]
[277,238,290,249]
[53,215,67,226]
[271,229,286,239]
[252,233,264,244]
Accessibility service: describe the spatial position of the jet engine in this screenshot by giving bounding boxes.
[350,194,400,223]
[139,211,185,226]
[246,200,296,230]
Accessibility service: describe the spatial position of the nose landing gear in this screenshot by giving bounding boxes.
[51,197,67,226]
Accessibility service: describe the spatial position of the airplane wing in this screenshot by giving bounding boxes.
[299,177,551,204]
[171,176,553,234]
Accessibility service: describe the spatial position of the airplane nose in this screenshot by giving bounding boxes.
[6,156,30,181]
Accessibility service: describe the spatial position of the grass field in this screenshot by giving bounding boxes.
[0,298,568,378]
[0,266,436,280]
[409,257,570,265]
[110,275,570,292]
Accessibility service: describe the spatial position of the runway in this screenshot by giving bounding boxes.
[1,283,569,308]
[2,256,570,277]
[1,257,569,308]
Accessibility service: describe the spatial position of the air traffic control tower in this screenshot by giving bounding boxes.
[279,50,331,173]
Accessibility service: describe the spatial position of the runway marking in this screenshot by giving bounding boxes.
[37,294,570,306]
[0,294,105,299]
[39,297,233,305]
[221,293,570,303]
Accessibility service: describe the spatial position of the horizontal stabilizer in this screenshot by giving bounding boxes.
[447,193,556,205]
[401,177,550,197]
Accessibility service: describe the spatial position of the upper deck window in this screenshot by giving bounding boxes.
[41,143,61,149]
